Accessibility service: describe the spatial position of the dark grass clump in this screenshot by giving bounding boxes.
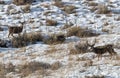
[11,32,43,48]
[18,61,51,77]
[13,0,33,5]
[0,61,62,77]
[96,4,110,14]
[62,5,77,14]
[53,0,64,8]
[0,63,15,77]
[0,1,5,4]
[46,19,58,26]
[66,26,99,38]
[43,33,66,44]
[85,75,105,78]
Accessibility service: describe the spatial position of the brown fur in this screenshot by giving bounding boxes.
[8,22,25,38]
[88,40,117,60]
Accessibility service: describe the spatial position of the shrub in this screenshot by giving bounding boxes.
[0,63,15,77]
[0,27,3,31]
[0,39,7,48]
[53,0,64,8]
[43,33,65,44]
[13,0,33,5]
[21,4,30,13]
[62,5,77,14]
[61,23,73,29]
[88,1,98,6]
[0,1,5,4]
[85,75,105,78]
[46,19,58,26]
[18,61,51,77]
[70,40,90,54]
[51,61,62,70]
[96,4,110,14]
[66,26,99,37]
[11,32,43,48]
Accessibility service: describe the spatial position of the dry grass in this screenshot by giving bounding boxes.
[96,4,110,14]
[88,1,98,6]
[0,1,5,4]
[46,19,58,26]
[85,75,105,78]
[61,23,73,29]
[0,61,62,77]
[44,11,56,16]
[69,48,80,55]
[51,61,62,70]
[66,26,99,38]
[53,0,64,8]
[43,33,65,44]
[0,27,3,31]
[11,32,43,48]
[0,63,15,78]
[13,0,33,5]
[21,4,31,13]
[18,61,51,77]
[62,5,77,14]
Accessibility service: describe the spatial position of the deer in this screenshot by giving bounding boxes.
[8,21,25,38]
[87,39,117,60]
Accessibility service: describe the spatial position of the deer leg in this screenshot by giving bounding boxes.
[8,33,10,38]
[11,33,15,38]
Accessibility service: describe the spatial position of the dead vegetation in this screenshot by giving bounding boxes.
[11,32,43,48]
[0,61,62,77]
[0,1,5,4]
[96,4,110,14]
[0,27,3,31]
[85,75,105,78]
[53,0,64,8]
[13,0,33,5]
[62,5,77,14]
[73,40,90,54]
[43,33,65,44]
[21,4,31,13]
[46,19,58,26]
[88,1,98,6]
[66,26,99,38]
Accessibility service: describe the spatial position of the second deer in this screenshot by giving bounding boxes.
[8,21,25,38]
[88,39,117,60]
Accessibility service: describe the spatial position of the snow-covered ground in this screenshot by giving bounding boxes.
[0,0,120,78]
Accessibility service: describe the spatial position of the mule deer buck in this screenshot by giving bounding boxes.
[88,39,117,60]
[8,21,25,38]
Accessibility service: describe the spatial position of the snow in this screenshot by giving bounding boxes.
[0,0,120,78]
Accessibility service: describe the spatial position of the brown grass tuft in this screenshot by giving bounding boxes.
[88,1,98,6]
[53,0,64,8]
[51,61,62,70]
[13,0,33,5]
[66,26,99,37]
[96,4,110,14]
[46,19,58,26]
[11,32,43,48]
[0,1,5,4]
[0,27,3,31]
[62,5,77,14]
[21,4,31,13]
[85,75,105,78]
[43,33,65,44]
[18,61,51,77]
